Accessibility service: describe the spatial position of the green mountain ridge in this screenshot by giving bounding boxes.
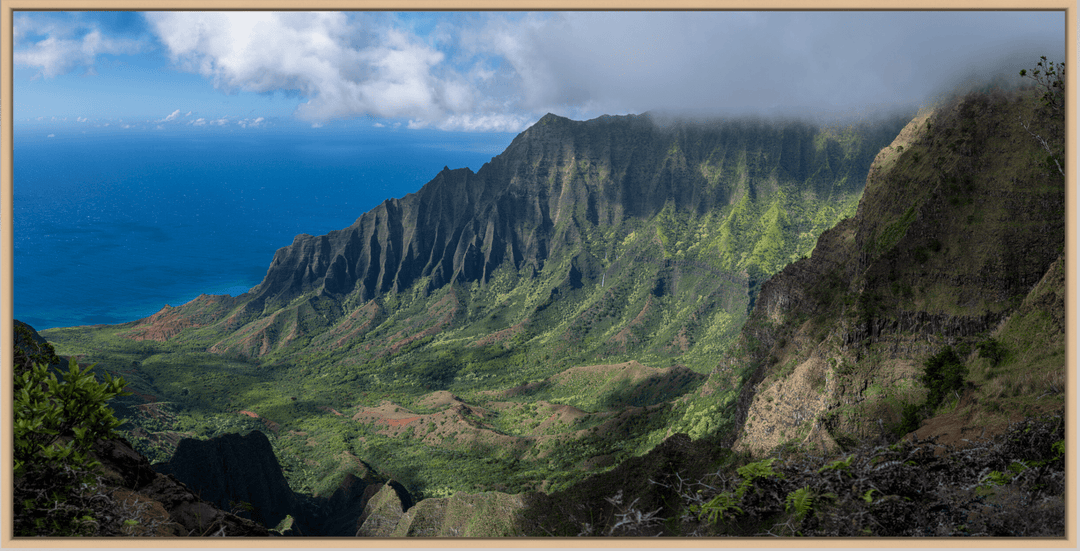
[35,80,1066,537]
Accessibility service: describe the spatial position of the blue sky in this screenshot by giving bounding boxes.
[13,10,1067,133]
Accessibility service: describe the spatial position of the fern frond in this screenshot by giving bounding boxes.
[785,486,814,520]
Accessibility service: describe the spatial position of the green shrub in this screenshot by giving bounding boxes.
[976,338,1007,367]
[894,402,924,436]
[920,346,966,408]
[13,353,131,536]
[14,358,130,477]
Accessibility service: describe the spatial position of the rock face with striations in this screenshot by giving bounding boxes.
[244,114,882,312]
[354,480,415,537]
[700,88,1066,454]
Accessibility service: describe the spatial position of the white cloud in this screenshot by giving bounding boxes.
[76,116,88,122]
[46,133,55,138]
[435,113,534,133]
[143,12,513,131]
[191,118,206,126]
[372,122,384,127]
[238,116,265,128]
[161,109,182,122]
[14,16,146,78]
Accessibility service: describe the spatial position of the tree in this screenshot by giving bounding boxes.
[1019,56,1065,113]
[1019,56,1065,177]
[920,345,966,409]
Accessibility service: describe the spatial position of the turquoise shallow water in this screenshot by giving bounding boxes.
[13,125,515,329]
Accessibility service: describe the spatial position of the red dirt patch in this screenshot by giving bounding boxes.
[668,326,691,353]
[121,305,203,342]
[608,295,653,349]
[386,416,422,427]
[473,318,528,347]
[328,302,381,348]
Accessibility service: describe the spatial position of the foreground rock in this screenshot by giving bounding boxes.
[91,436,270,536]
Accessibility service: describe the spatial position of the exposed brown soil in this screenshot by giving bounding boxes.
[326,302,382,349]
[473,318,528,347]
[908,387,1062,452]
[122,305,203,342]
[122,294,238,342]
[607,295,654,350]
[378,292,461,356]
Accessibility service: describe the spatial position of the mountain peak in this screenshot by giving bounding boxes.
[536,113,570,125]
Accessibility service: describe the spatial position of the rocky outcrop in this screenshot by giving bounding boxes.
[154,431,298,530]
[386,490,527,537]
[354,481,415,536]
[151,430,427,537]
[90,436,271,536]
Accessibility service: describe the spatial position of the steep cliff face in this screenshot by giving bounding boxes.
[90,436,271,536]
[244,114,875,310]
[709,87,1065,455]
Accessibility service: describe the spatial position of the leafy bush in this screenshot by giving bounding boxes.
[894,402,923,436]
[920,345,966,408]
[14,358,131,477]
[13,326,132,536]
[976,338,1007,367]
[892,345,970,436]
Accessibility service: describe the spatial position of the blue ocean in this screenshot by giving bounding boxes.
[14,125,517,330]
